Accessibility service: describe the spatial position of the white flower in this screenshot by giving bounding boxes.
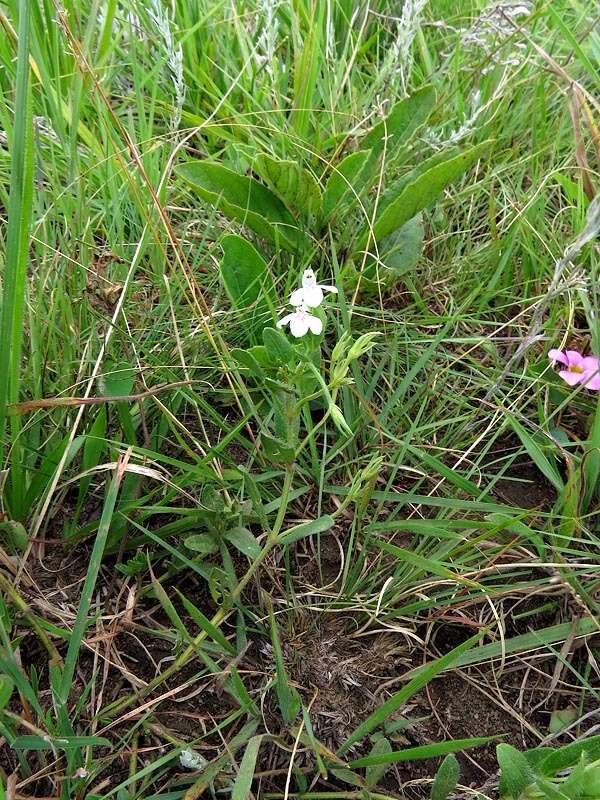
[276,305,323,338]
[180,749,208,770]
[289,269,338,308]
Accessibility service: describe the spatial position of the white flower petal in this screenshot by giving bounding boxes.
[307,314,323,335]
[290,313,310,337]
[276,313,293,328]
[302,285,324,308]
[302,269,317,288]
[318,283,338,294]
[289,287,306,306]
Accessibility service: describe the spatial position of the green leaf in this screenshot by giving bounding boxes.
[101,362,135,398]
[356,141,490,251]
[404,617,599,677]
[12,735,111,751]
[362,85,436,158]
[365,736,393,788]
[184,534,219,555]
[322,149,372,219]
[583,395,600,509]
[0,675,14,711]
[540,736,600,775]
[432,754,460,800]
[253,154,321,216]
[364,215,424,281]
[221,234,275,318]
[224,526,261,559]
[279,514,335,545]
[270,610,300,726]
[338,629,485,755]
[176,589,236,655]
[349,736,496,767]
[175,161,309,251]
[0,520,28,552]
[263,326,294,364]
[261,434,295,464]
[509,417,564,492]
[232,348,267,380]
[497,743,536,798]
[231,735,263,800]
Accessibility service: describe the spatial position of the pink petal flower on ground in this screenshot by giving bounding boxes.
[558,369,585,386]
[549,347,600,389]
[565,350,586,369]
[548,348,568,366]
[583,372,600,391]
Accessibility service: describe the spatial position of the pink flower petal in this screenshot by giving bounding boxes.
[582,356,600,372]
[548,349,568,366]
[558,369,584,386]
[565,350,584,367]
[582,372,600,391]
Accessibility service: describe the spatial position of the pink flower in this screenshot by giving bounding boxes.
[548,348,600,390]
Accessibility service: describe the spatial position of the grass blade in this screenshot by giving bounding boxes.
[0,0,34,514]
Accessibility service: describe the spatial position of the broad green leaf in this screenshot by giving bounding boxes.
[537,780,570,800]
[0,675,14,711]
[224,526,261,559]
[356,142,490,250]
[279,514,335,545]
[231,735,263,800]
[509,417,564,492]
[497,743,536,798]
[350,736,495,767]
[365,215,424,280]
[232,348,267,380]
[362,85,436,157]
[365,736,393,788]
[101,362,135,398]
[432,753,460,800]
[541,736,600,775]
[253,154,321,216]
[0,520,27,552]
[262,434,295,464]
[582,763,600,797]
[263,326,294,364]
[378,147,463,216]
[338,629,485,755]
[175,161,309,251]
[184,534,219,555]
[221,235,275,320]
[322,149,372,219]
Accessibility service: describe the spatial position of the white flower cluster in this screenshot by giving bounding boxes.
[276,269,338,338]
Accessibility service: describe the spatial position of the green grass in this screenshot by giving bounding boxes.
[0,0,599,798]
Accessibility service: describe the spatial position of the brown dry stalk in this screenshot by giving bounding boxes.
[9,380,195,414]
